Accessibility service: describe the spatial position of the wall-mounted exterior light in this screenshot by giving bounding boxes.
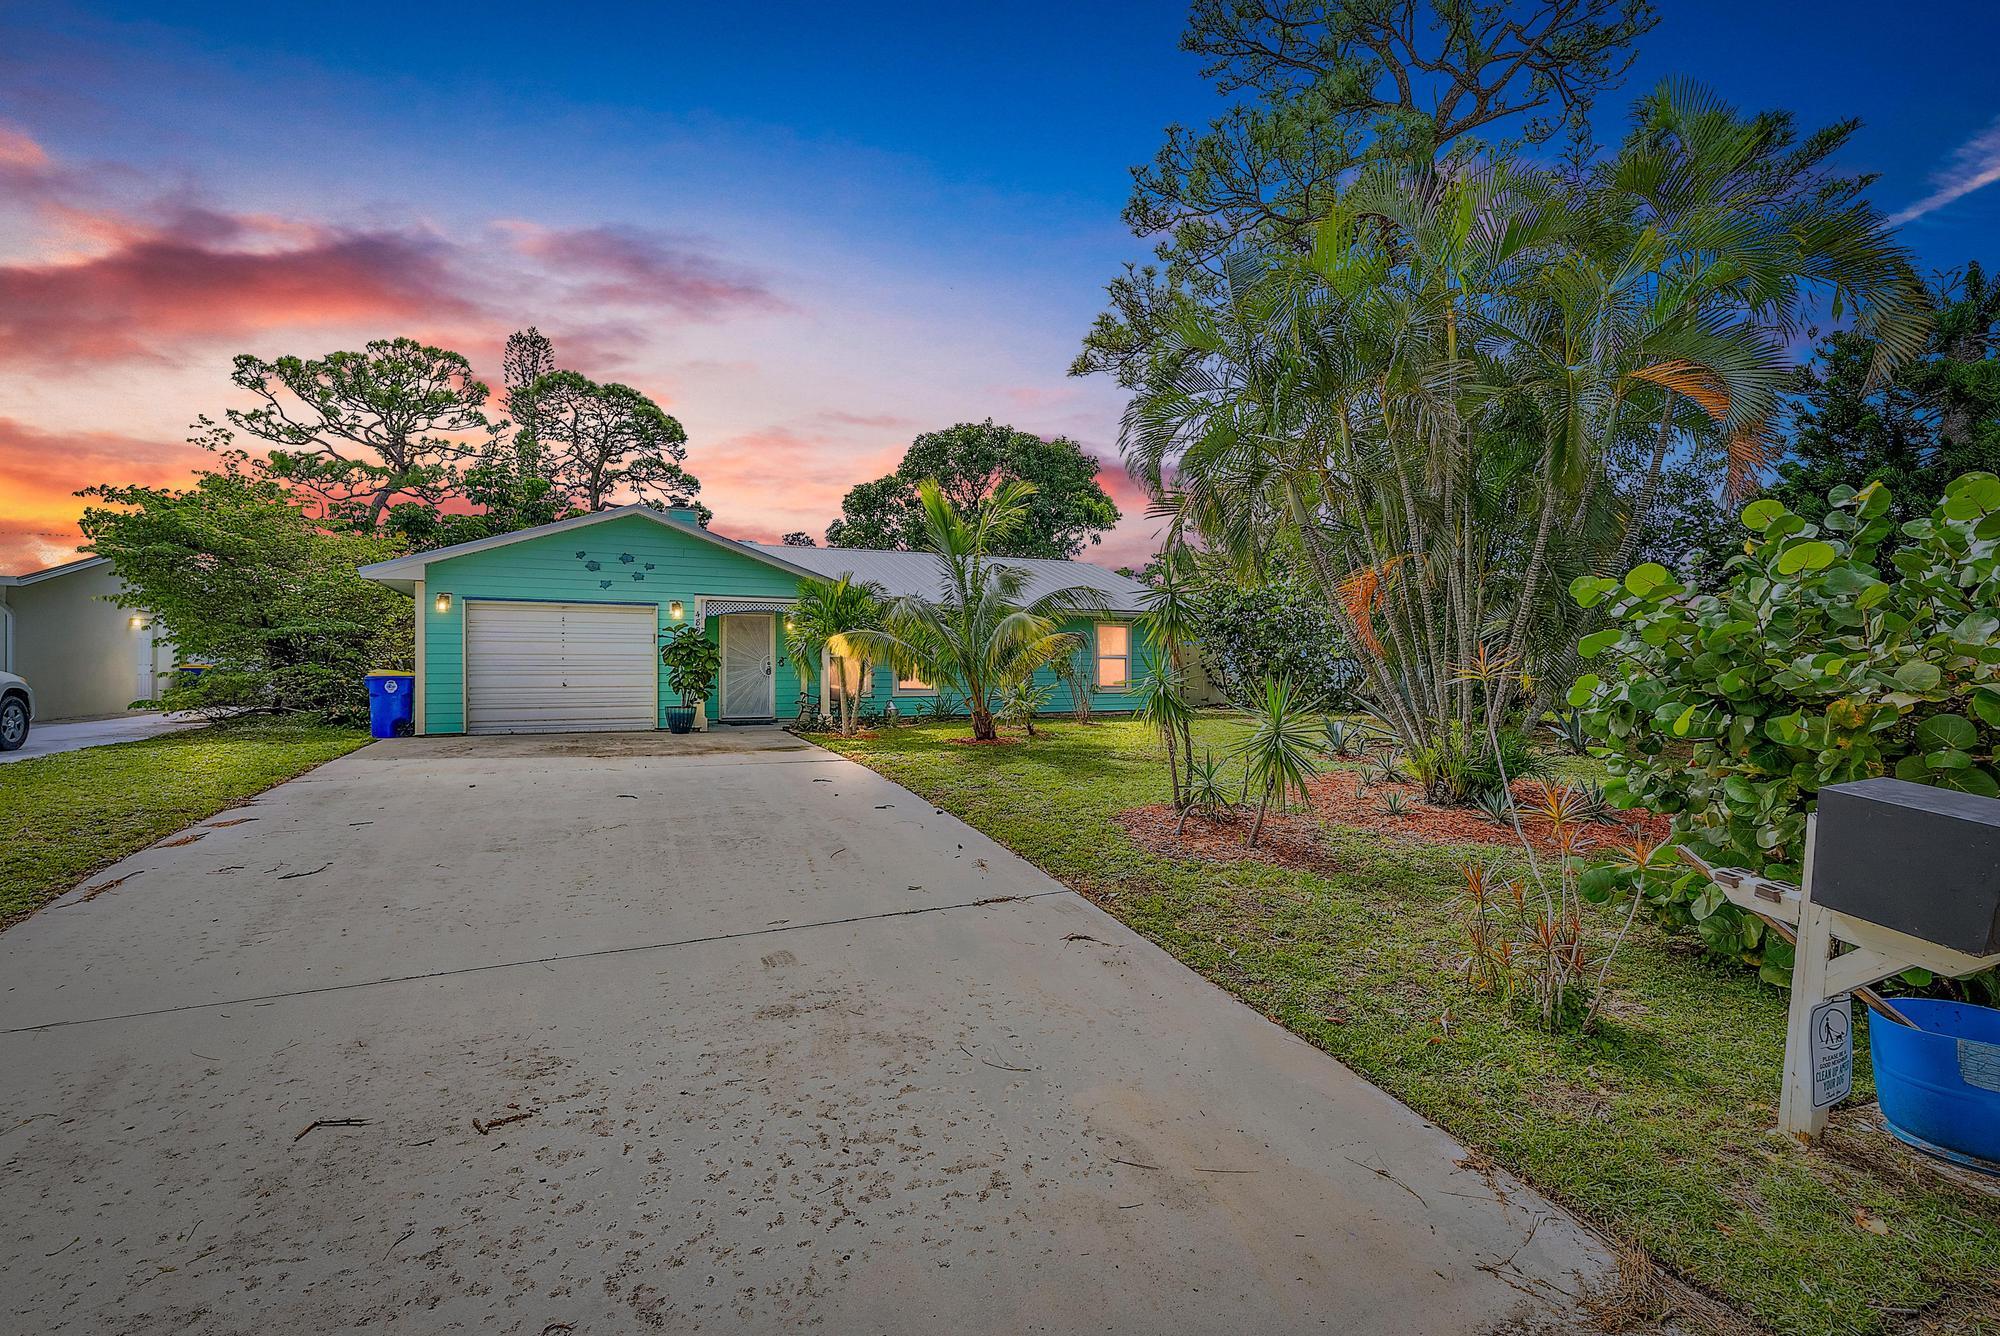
[128,614,148,630]
[669,601,685,621]
[435,592,453,614]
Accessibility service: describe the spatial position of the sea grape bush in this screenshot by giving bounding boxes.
[1569,474,2000,981]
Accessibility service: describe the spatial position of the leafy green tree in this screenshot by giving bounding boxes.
[392,438,577,551]
[1077,0,1658,382]
[844,480,1106,741]
[77,463,410,722]
[781,531,817,546]
[825,420,1119,558]
[512,370,697,512]
[1570,475,2000,989]
[1761,263,2000,549]
[1187,563,1356,707]
[218,337,501,529]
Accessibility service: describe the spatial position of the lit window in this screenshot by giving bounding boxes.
[1096,623,1130,689]
[829,653,870,701]
[897,670,931,692]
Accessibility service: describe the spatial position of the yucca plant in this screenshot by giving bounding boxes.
[1176,749,1234,835]
[1136,662,1197,810]
[1230,676,1323,847]
[1379,791,1412,817]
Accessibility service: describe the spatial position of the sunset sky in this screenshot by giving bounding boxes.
[3,1,1996,572]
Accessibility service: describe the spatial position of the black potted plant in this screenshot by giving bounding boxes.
[660,624,720,734]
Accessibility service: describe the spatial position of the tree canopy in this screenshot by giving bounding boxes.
[220,337,502,529]
[825,420,1119,558]
[1077,0,1659,383]
[1120,80,1927,786]
[1762,263,2000,546]
[78,463,410,722]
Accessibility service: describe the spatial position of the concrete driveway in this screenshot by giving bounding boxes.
[1,730,1613,1334]
[0,710,208,763]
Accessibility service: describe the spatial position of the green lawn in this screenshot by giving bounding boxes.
[0,716,371,926]
[816,716,2000,1335]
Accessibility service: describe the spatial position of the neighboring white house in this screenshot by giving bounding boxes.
[0,556,175,721]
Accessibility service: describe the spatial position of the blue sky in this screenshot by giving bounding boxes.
[1,0,1995,568]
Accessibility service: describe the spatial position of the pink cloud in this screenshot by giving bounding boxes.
[0,223,476,363]
[497,221,784,318]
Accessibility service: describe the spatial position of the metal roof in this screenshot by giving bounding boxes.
[744,544,1150,614]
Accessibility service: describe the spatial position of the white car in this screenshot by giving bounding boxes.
[0,671,32,751]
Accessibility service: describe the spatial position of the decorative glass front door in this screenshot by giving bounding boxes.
[718,613,776,719]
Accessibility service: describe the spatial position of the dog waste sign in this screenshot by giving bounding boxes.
[1811,994,1853,1108]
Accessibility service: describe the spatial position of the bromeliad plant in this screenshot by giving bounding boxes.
[1570,474,2000,979]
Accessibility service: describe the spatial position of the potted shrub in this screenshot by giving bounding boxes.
[660,624,720,734]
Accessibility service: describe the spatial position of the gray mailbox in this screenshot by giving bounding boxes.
[1813,778,2000,956]
[1701,781,2000,1143]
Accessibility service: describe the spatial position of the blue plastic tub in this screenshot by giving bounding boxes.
[1868,998,2000,1174]
[365,672,415,739]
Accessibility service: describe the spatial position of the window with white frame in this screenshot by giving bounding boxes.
[896,669,931,692]
[1095,623,1130,689]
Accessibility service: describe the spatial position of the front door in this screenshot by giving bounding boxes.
[718,613,775,720]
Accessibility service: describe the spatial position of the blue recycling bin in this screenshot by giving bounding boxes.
[1869,998,2000,1174]
[366,672,415,739]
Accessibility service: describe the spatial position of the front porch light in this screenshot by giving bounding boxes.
[434,592,453,614]
[669,600,685,620]
[128,614,147,630]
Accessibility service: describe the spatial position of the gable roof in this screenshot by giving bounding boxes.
[0,555,109,587]
[745,543,1150,614]
[356,504,823,592]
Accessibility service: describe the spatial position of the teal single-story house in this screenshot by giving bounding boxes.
[357,503,1153,735]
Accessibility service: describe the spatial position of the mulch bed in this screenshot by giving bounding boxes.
[1117,768,1672,873]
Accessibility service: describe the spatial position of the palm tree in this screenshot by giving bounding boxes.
[787,573,884,734]
[846,479,1106,741]
[1122,81,1928,788]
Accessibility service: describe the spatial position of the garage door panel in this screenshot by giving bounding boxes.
[464,601,657,734]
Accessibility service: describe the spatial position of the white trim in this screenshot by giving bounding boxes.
[413,578,427,736]
[0,555,110,587]
[892,671,935,696]
[1095,621,1131,691]
[356,504,821,586]
[692,593,793,629]
[0,601,12,673]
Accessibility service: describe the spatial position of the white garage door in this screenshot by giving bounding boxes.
[464,600,657,734]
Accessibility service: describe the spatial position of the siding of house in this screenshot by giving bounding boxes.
[846,616,1153,718]
[418,515,805,734]
[3,561,174,720]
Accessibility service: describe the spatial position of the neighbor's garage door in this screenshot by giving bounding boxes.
[464,600,657,734]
